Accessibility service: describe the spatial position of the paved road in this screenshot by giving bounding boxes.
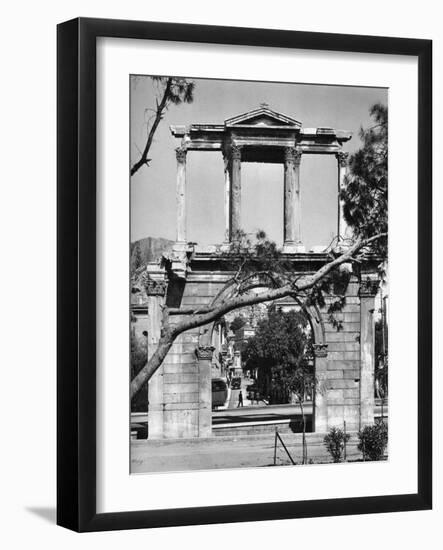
[131,432,362,473]
[219,376,313,425]
[212,404,311,425]
[227,377,259,408]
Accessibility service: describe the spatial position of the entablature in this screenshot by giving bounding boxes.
[170,106,351,158]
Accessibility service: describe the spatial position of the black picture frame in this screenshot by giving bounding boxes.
[57,17,432,532]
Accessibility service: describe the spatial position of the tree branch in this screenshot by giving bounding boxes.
[130,233,386,398]
[130,77,172,176]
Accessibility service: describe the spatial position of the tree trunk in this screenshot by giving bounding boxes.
[130,333,174,397]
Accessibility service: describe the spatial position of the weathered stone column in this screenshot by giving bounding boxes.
[283,147,304,253]
[336,152,350,242]
[223,152,231,243]
[146,278,167,439]
[313,343,329,432]
[175,147,187,244]
[230,145,242,239]
[359,277,379,429]
[195,345,214,438]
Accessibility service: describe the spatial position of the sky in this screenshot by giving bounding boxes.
[130,77,387,250]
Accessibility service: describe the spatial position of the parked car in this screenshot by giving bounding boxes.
[231,377,242,390]
[212,378,228,409]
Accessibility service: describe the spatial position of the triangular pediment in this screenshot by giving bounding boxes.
[225,107,301,129]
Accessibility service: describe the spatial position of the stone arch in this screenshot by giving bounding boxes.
[197,278,326,350]
[197,278,327,430]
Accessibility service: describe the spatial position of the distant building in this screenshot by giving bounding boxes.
[234,320,255,350]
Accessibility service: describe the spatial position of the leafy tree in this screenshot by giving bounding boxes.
[288,362,318,464]
[230,315,247,333]
[243,307,315,464]
[341,102,388,258]
[375,318,386,365]
[375,316,388,398]
[243,308,312,403]
[131,76,195,176]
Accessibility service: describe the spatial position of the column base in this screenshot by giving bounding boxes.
[172,241,188,253]
[283,242,305,254]
[170,241,189,279]
[219,241,232,252]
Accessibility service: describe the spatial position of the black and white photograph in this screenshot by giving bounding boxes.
[129,76,389,473]
[0,0,438,542]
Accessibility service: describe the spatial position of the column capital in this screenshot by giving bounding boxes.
[336,151,349,167]
[313,343,328,357]
[231,144,242,161]
[145,278,167,296]
[284,147,302,165]
[359,277,380,297]
[175,146,187,163]
[195,345,215,360]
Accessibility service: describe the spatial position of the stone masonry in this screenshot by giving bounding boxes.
[146,257,379,438]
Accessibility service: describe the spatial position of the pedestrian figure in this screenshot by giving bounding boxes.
[237,390,244,408]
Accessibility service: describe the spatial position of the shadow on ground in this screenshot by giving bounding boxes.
[26,506,56,524]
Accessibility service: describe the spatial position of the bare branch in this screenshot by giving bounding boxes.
[130,77,173,176]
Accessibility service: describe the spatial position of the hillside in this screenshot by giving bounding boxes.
[130,236,174,273]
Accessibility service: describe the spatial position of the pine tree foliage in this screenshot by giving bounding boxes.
[131,76,195,176]
[341,103,388,258]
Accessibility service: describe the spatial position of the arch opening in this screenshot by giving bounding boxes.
[202,284,324,434]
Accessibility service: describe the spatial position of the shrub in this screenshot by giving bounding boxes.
[357,422,388,461]
[324,427,351,463]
